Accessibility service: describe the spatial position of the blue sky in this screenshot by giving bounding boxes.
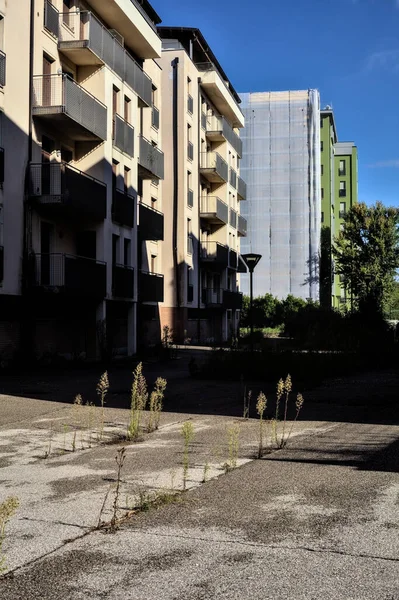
[151,0,399,207]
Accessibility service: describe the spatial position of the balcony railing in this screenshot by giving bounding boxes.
[187,94,194,114]
[139,271,164,303]
[199,152,228,183]
[32,74,107,141]
[139,202,164,241]
[138,136,164,180]
[57,10,152,106]
[339,211,346,219]
[0,246,3,283]
[0,50,6,87]
[113,114,134,157]
[188,189,194,208]
[200,196,228,224]
[205,114,242,157]
[44,0,59,37]
[152,105,160,130]
[237,176,247,200]
[200,241,229,266]
[112,264,134,299]
[112,188,135,228]
[0,148,4,185]
[229,249,238,270]
[237,214,247,237]
[229,167,237,189]
[223,290,243,310]
[29,162,106,221]
[30,253,106,297]
[188,141,194,161]
[229,208,237,229]
[202,288,222,306]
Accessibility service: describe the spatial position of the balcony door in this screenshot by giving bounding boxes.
[40,222,54,285]
[43,55,53,107]
[76,231,96,260]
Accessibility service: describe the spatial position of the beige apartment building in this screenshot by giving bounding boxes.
[158,28,247,344]
[0,0,166,362]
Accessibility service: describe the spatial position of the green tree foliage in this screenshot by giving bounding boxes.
[333,202,399,314]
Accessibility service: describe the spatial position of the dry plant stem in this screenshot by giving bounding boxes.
[227,424,240,468]
[97,485,112,529]
[256,392,267,458]
[286,393,305,444]
[0,496,19,574]
[279,374,292,449]
[202,462,210,483]
[147,377,167,432]
[274,378,284,446]
[96,371,109,441]
[128,363,148,440]
[243,389,252,420]
[110,447,126,532]
[181,421,194,490]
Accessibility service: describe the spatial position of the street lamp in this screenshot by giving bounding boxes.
[242,253,262,353]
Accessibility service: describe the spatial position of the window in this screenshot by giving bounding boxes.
[339,181,346,197]
[187,171,193,207]
[124,96,131,122]
[321,211,324,223]
[150,254,156,273]
[151,197,157,209]
[0,15,4,53]
[187,124,193,160]
[321,141,323,152]
[151,85,157,108]
[63,0,74,28]
[187,218,193,254]
[124,239,131,266]
[339,159,346,176]
[339,201,346,218]
[112,159,119,190]
[112,234,120,265]
[320,118,324,128]
[321,187,324,199]
[113,86,119,117]
[124,166,130,193]
[321,164,324,175]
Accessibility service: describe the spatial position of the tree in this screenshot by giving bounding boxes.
[333,202,399,314]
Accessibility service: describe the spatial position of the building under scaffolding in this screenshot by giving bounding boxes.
[240,90,321,300]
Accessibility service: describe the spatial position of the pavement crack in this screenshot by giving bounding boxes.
[19,516,90,530]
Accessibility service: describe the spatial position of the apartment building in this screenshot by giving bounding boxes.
[320,107,358,308]
[0,0,165,362]
[157,27,247,344]
[240,90,321,300]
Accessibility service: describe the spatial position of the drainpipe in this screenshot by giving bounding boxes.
[172,58,181,317]
[196,78,202,343]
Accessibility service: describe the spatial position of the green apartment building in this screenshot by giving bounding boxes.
[320,108,358,309]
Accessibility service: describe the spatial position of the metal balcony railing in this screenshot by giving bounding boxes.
[57,10,152,106]
[237,176,247,200]
[205,114,242,157]
[200,241,229,266]
[195,61,243,116]
[30,253,106,297]
[112,188,135,228]
[187,94,194,114]
[229,249,238,270]
[237,214,247,237]
[0,50,6,87]
[188,141,194,160]
[201,288,222,305]
[229,208,237,229]
[152,105,160,129]
[0,148,4,184]
[44,0,59,37]
[200,196,228,224]
[29,162,106,220]
[32,74,107,141]
[223,289,243,310]
[187,189,194,208]
[139,271,164,303]
[138,136,164,180]
[113,114,134,157]
[139,202,164,241]
[229,167,237,189]
[199,152,228,183]
[112,264,134,299]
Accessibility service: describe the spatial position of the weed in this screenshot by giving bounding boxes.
[0,496,19,574]
[85,401,96,448]
[127,363,148,440]
[110,447,126,532]
[274,378,284,446]
[227,423,240,469]
[96,371,109,441]
[147,377,167,433]
[72,393,83,452]
[181,421,194,490]
[256,392,267,458]
[202,461,210,483]
[273,375,304,449]
[44,421,54,458]
[285,393,305,447]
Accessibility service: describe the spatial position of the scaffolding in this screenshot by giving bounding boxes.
[240,90,321,300]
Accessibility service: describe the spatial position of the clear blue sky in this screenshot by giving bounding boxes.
[151,0,399,207]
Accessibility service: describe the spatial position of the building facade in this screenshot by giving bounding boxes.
[0,0,166,362]
[157,28,247,344]
[239,90,321,300]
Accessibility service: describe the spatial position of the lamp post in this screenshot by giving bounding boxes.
[242,253,262,353]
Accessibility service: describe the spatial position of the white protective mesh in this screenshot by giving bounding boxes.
[240,90,321,300]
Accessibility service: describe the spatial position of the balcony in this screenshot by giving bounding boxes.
[229,168,237,189]
[29,162,106,221]
[187,94,194,114]
[30,253,106,297]
[200,196,228,225]
[229,249,238,270]
[201,288,222,306]
[188,141,194,161]
[200,241,228,267]
[32,74,107,141]
[188,189,194,208]
[200,152,228,183]
[237,215,247,237]
[113,114,134,157]
[139,271,164,303]
[152,106,160,129]
[57,10,152,106]
[0,50,6,87]
[139,202,164,241]
[229,208,237,229]
[0,148,4,185]
[44,0,59,38]
[112,264,134,299]
[196,62,244,128]
[237,177,247,200]
[223,290,243,310]
[138,136,164,180]
[0,246,3,282]
[112,188,135,228]
[205,114,242,157]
